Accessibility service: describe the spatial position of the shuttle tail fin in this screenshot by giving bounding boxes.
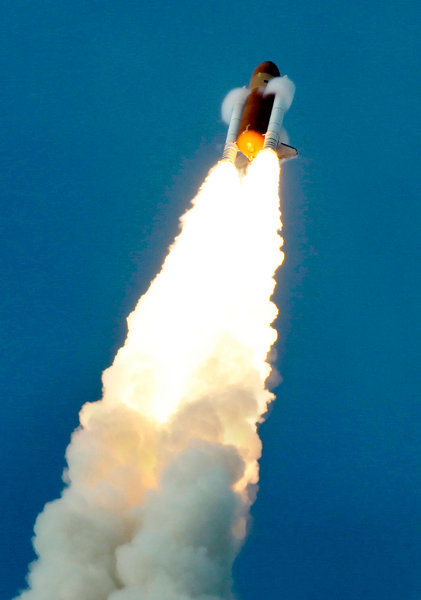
[276,143,298,160]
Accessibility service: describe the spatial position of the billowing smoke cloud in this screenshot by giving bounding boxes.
[15,151,284,600]
[221,88,250,125]
[264,76,296,111]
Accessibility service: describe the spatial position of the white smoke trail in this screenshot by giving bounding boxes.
[16,150,284,600]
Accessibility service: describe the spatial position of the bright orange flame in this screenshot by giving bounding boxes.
[237,130,265,159]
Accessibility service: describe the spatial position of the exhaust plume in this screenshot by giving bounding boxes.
[16,150,284,600]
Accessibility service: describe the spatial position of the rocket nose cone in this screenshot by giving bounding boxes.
[253,61,280,78]
[249,61,281,89]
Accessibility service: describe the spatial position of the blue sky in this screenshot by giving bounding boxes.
[1,1,420,598]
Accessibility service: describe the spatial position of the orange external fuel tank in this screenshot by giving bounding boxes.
[236,61,280,159]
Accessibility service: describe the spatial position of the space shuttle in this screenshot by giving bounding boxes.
[222,61,297,164]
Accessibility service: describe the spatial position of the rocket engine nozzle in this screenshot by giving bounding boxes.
[222,142,238,162]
